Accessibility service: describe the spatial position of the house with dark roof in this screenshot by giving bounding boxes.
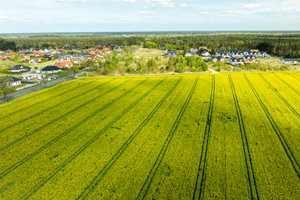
[9,65,31,72]
[209,56,224,62]
[166,50,177,57]
[281,58,297,64]
[59,55,72,61]
[41,66,62,74]
[5,76,21,86]
[230,58,244,66]
[215,51,230,58]
[191,47,198,52]
[44,54,53,60]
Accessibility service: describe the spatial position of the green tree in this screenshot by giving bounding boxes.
[0,77,16,101]
[70,65,80,77]
[41,75,48,87]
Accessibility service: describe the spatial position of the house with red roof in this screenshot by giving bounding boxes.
[54,61,73,68]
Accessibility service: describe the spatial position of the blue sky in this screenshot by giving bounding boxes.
[0,0,299,33]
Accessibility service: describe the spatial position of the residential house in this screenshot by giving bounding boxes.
[29,58,41,64]
[9,65,31,72]
[258,52,270,58]
[54,61,73,68]
[74,54,84,59]
[209,56,224,62]
[71,59,80,64]
[281,58,297,64]
[22,73,46,80]
[88,55,97,60]
[53,53,64,58]
[41,66,62,73]
[200,51,210,57]
[191,47,198,52]
[47,75,59,81]
[166,50,177,57]
[243,56,256,62]
[184,51,192,57]
[215,51,230,58]
[59,55,72,61]
[44,54,53,60]
[5,76,21,86]
[230,58,244,66]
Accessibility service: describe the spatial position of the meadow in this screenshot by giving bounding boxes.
[0,71,299,199]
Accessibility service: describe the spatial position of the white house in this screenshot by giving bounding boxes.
[201,51,210,57]
[281,58,297,64]
[9,65,31,72]
[29,58,41,64]
[230,58,244,66]
[184,51,192,57]
[5,76,21,86]
[22,74,46,80]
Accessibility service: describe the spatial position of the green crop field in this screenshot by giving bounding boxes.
[0,72,299,200]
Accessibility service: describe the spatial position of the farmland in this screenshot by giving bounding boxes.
[0,72,299,199]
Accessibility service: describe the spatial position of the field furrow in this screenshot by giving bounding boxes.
[0,79,125,152]
[0,78,147,177]
[232,74,300,199]
[0,80,85,119]
[67,76,192,200]
[76,77,183,199]
[0,80,75,111]
[0,72,299,200]
[0,79,114,146]
[244,74,300,177]
[193,75,215,200]
[25,77,182,200]
[136,76,199,200]
[229,74,258,200]
[18,77,165,200]
[0,80,94,131]
[259,74,300,119]
[272,73,300,96]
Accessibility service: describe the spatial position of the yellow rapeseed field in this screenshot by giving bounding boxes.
[0,72,299,199]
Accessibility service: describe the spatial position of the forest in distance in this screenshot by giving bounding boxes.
[1,32,300,58]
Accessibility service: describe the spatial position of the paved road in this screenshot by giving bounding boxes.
[0,69,90,103]
[208,68,219,73]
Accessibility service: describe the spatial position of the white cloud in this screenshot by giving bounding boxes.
[180,3,188,7]
[122,0,136,3]
[57,0,89,2]
[146,0,174,8]
[138,11,155,15]
[243,3,259,9]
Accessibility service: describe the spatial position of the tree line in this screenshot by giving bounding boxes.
[0,39,16,51]
[2,33,300,58]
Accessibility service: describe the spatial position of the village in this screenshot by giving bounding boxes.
[166,47,298,66]
[0,44,299,90]
[0,45,127,88]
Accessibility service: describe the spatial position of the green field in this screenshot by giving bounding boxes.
[0,72,299,199]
